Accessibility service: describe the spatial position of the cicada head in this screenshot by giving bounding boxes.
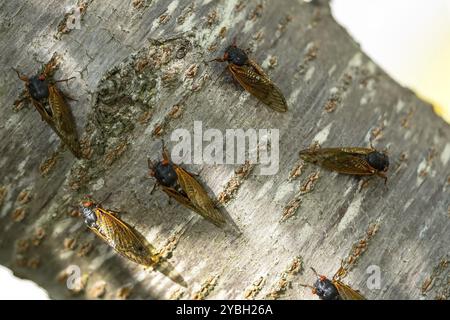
[224,45,248,66]
[313,276,340,300]
[80,200,97,228]
[153,161,178,187]
[148,154,178,188]
[28,74,50,101]
[367,151,389,172]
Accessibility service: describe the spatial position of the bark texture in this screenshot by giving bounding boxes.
[0,0,449,300]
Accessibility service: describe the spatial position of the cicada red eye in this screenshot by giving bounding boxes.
[82,201,93,208]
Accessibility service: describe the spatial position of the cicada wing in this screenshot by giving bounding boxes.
[228,62,287,112]
[299,147,331,164]
[300,148,375,176]
[91,207,187,287]
[299,148,373,158]
[174,167,226,228]
[91,207,158,266]
[30,99,54,123]
[337,147,374,155]
[48,85,82,158]
[334,280,366,300]
[300,147,358,161]
[161,186,199,214]
[321,153,375,175]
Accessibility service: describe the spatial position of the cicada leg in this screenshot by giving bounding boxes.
[299,282,316,294]
[377,171,388,186]
[13,95,30,111]
[12,67,29,82]
[42,55,59,77]
[333,264,348,282]
[358,176,375,192]
[161,140,171,165]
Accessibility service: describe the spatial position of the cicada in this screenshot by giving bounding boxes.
[148,146,226,228]
[80,199,187,287]
[210,41,288,112]
[13,56,81,158]
[299,146,389,183]
[300,266,366,300]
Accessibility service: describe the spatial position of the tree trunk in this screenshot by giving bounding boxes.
[0,0,449,300]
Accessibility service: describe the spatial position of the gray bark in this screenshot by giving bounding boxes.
[0,0,449,300]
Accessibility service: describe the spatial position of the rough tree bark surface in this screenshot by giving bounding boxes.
[0,0,449,300]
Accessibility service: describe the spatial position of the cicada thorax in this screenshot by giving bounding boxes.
[80,201,98,228]
[24,75,54,120]
[366,150,389,172]
[152,158,179,188]
[28,75,50,101]
[224,45,249,66]
[14,64,82,158]
[210,42,288,112]
[152,160,194,202]
[313,276,341,300]
[148,149,226,228]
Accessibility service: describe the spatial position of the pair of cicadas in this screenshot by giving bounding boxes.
[299,146,390,183]
[212,41,390,184]
[300,266,366,300]
[13,56,81,158]
[210,41,288,113]
[80,198,187,287]
[77,144,225,287]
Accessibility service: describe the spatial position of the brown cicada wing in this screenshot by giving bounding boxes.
[91,207,187,287]
[333,280,366,300]
[300,148,375,176]
[337,147,375,155]
[30,99,54,123]
[161,186,200,214]
[174,166,226,227]
[299,147,374,158]
[228,61,288,112]
[299,147,335,164]
[47,85,82,158]
[321,153,375,176]
[91,207,158,266]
